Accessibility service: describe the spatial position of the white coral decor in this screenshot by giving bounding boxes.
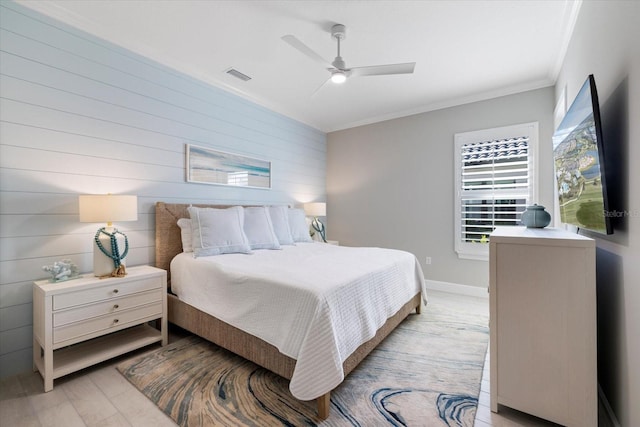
[42,259,80,282]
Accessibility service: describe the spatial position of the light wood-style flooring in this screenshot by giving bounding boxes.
[0,291,572,426]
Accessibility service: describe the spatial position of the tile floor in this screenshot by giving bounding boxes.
[0,291,575,426]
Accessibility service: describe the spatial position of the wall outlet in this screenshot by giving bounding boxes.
[425,256,432,265]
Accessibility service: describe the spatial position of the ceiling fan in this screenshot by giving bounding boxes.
[282,24,415,92]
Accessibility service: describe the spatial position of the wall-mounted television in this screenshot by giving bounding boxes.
[552,74,612,234]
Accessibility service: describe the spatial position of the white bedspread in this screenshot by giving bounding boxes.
[170,242,426,400]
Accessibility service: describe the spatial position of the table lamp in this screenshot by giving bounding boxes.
[79,194,137,277]
[304,202,327,242]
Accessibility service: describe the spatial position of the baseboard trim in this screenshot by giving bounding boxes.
[425,279,488,298]
[598,383,620,427]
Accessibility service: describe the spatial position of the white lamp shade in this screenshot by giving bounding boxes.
[79,194,138,224]
[304,202,326,217]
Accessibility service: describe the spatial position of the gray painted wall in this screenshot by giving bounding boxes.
[555,2,640,425]
[327,87,555,288]
[0,3,326,379]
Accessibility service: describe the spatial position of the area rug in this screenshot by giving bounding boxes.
[117,301,489,426]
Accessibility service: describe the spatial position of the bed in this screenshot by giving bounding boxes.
[154,202,425,419]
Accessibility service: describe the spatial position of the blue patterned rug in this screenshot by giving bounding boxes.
[118,299,489,426]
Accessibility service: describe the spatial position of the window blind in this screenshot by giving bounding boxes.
[459,136,531,243]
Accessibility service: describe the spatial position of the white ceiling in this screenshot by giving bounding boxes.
[18,0,581,132]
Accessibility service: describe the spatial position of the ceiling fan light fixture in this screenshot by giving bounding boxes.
[282,23,415,95]
[331,70,347,84]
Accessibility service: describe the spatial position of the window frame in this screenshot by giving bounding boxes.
[454,122,539,261]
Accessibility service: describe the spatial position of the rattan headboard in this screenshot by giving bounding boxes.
[154,202,232,284]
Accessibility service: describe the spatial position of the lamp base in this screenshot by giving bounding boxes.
[93,230,127,277]
[311,218,327,243]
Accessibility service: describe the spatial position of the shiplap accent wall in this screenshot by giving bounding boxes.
[0,2,326,379]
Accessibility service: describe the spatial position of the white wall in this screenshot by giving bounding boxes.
[555,2,640,425]
[327,87,555,288]
[0,2,326,379]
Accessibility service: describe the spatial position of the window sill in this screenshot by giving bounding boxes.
[456,252,489,262]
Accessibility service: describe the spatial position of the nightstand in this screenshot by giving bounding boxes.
[33,265,167,392]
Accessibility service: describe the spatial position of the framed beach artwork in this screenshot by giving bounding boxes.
[186,144,271,189]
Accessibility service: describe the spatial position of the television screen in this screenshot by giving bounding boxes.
[552,75,612,234]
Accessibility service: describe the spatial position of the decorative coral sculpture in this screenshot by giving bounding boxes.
[42,259,80,282]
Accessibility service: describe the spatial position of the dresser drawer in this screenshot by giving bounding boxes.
[53,276,162,310]
[53,302,162,345]
[53,289,163,327]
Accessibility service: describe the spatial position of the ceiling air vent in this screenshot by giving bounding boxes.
[225,68,252,82]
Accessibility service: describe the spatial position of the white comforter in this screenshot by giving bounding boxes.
[170,242,426,400]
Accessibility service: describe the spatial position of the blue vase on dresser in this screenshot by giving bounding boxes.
[521,204,551,228]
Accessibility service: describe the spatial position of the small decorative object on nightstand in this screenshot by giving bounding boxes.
[33,265,167,392]
[42,259,80,283]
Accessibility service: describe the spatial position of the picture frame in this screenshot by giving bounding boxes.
[186,144,271,189]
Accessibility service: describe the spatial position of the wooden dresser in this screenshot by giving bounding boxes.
[489,227,596,426]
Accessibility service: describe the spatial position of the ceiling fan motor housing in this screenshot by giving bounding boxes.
[332,56,346,70]
[331,24,346,40]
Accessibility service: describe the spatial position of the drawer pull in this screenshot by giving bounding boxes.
[113,289,119,294]
[113,304,119,310]
[113,319,119,324]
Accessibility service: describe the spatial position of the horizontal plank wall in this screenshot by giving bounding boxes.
[0,2,326,379]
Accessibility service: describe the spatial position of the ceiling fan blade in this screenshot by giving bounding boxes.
[310,77,333,98]
[350,62,416,77]
[282,35,331,68]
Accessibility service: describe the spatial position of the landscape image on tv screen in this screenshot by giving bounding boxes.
[552,75,610,234]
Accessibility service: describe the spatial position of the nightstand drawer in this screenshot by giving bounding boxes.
[53,276,162,310]
[53,302,162,345]
[53,289,163,327]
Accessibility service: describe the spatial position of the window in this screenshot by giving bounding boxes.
[454,122,538,260]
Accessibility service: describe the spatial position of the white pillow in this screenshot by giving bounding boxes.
[177,218,193,252]
[243,207,281,250]
[268,206,295,245]
[188,206,252,257]
[288,208,313,243]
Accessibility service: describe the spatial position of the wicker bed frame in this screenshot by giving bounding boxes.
[154,202,421,419]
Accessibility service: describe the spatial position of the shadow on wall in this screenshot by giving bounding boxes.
[600,77,629,242]
[595,246,625,422]
[594,74,630,425]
